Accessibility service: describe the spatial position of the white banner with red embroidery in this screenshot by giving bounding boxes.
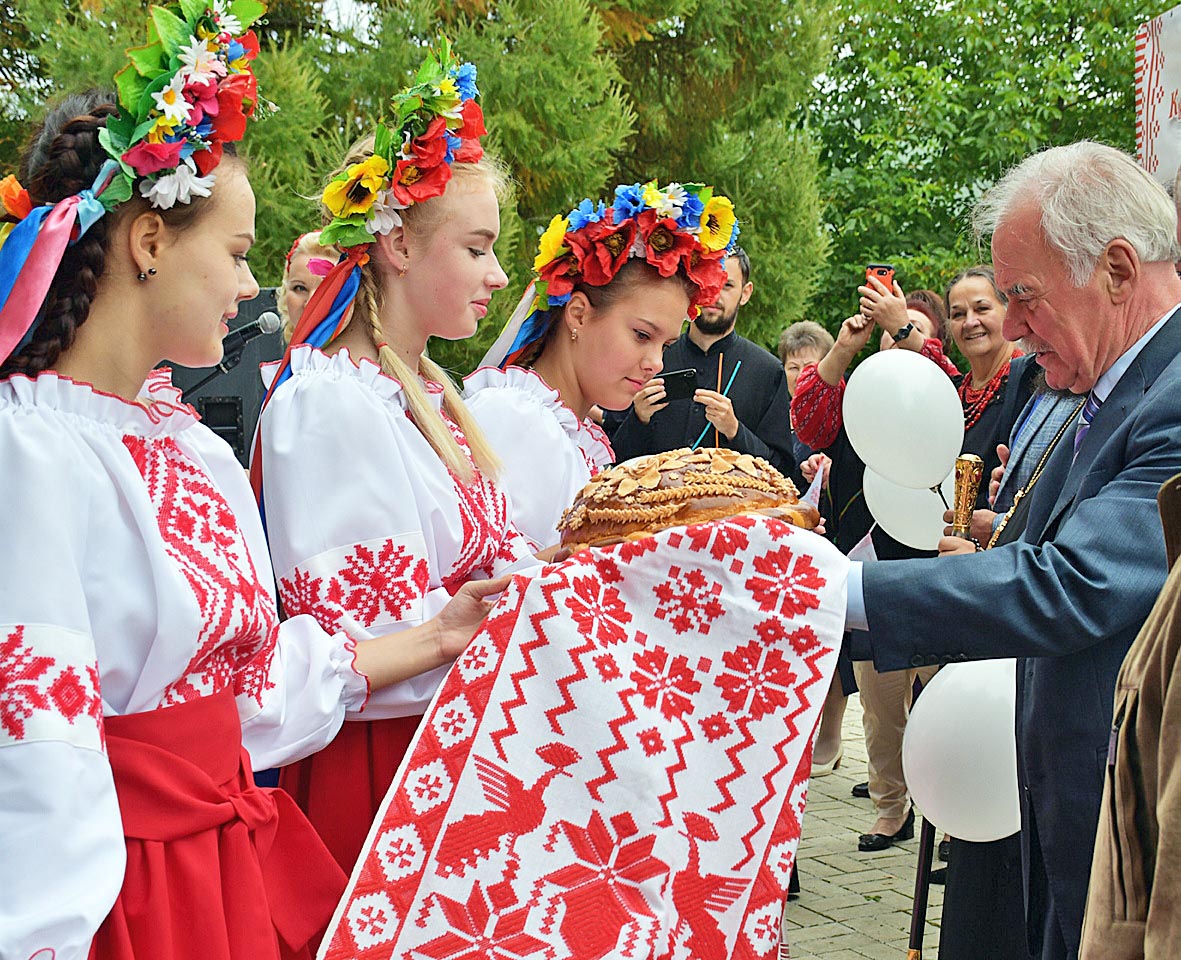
[319,514,848,960]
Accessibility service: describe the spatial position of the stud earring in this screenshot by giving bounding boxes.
[137,271,147,282]
[148,267,157,276]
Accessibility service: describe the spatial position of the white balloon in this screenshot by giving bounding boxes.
[843,350,964,489]
[863,468,954,550]
[902,660,1021,842]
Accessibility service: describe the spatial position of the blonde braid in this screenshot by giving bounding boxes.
[422,355,502,480]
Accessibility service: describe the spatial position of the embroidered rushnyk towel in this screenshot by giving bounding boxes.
[320,514,848,960]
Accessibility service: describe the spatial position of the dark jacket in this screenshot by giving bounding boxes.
[859,308,1181,958]
[610,330,795,475]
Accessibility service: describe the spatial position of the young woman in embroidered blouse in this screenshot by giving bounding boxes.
[465,183,733,548]
[253,49,540,872]
[0,78,506,960]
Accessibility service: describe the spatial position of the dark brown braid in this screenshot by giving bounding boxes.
[1,92,120,378]
[2,89,225,378]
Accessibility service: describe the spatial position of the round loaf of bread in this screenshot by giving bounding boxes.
[557,447,819,551]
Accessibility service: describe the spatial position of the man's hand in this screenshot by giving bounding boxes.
[694,388,739,440]
[940,508,997,546]
[989,444,1010,507]
[633,378,669,424]
[801,452,832,490]
[938,536,977,557]
[432,575,512,661]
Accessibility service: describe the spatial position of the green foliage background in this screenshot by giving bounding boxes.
[0,0,1171,374]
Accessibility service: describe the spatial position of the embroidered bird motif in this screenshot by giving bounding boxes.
[669,812,749,957]
[434,742,581,876]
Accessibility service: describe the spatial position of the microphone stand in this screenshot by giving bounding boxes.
[181,342,250,402]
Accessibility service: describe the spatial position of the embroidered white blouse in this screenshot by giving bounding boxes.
[257,346,539,720]
[0,370,369,960]
[463,366,614,548]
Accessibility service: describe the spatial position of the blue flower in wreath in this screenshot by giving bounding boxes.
[451,63,479,101]
[677,192,704,231]
[612,183,645,223]
[568,198,607,230]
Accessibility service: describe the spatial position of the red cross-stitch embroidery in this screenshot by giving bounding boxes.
[279,539,430,632]
[124,436,278,707]
[435,743,581,877]
[745,545,825,619]
[0,626,103,745]
[666,812,749,958]
[631,647,700,721]
[1,626,54,739]
[536,810,669,959]
[565,576,632,646]
[653,566,725,635]
[414,883,548,959]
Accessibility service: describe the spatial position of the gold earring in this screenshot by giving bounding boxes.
[570,330,578,342]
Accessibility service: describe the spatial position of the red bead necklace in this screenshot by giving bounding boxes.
[959,357,1013,430]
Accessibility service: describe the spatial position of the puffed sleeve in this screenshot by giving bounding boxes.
[0,410,124,960]
[465,379,586,548]
[258,364,471,720]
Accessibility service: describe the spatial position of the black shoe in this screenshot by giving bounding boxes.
[852,781,870,799]
[938,839,951,862]
[929,866,947,885]
[787,862,801,901]
[857,808,915,852]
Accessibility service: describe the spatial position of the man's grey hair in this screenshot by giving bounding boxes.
[972,141,1181,286]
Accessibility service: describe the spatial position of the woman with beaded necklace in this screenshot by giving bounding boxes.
[0,11,504,959]
[252,42,541,874]
[465,182,733,548]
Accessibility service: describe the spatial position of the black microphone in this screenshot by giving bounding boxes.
[221,310,282,356]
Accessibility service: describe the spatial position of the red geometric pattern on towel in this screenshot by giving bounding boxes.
[319,515,847,960]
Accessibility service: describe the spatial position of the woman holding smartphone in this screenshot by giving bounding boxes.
[466,181,733,547]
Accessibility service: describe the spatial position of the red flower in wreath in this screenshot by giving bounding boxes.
[682,246,727,309]
[123,139,185,176]
[407,116,450,168]
[636,209,697,278]
[392,157,453,205]
[538,252,580,301]
[567,218,637,287]
[457,100,486,139]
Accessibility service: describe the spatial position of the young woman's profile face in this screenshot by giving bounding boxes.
[150,163,260,368]
[402,181,508,342]
[573,276,688,411]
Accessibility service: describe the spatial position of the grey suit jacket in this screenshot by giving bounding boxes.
[860,307,1181,957]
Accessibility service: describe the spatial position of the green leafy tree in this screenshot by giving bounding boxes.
[811,0,1161,347]
[610,0,835,351]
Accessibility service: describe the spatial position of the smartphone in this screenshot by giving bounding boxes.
[660,368,698,401]
[866,263,895,290]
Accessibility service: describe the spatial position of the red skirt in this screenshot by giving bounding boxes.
[280,715,421,872]
[90,689,346,960]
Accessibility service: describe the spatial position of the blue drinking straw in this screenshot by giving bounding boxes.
[690,359,743,450]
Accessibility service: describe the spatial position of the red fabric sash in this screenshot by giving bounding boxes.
[90,690,345,960]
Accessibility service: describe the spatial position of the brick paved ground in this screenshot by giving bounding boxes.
[783,694,944,960]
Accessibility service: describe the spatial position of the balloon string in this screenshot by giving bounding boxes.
[933,484,950,510]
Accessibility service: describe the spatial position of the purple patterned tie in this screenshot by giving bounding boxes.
[1073,391,1102,460]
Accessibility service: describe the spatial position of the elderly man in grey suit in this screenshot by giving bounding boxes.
[846,141,1181,960]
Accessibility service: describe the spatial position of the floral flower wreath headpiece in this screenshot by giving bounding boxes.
[250,38,487,505]
[481,181,738,370]
[317,36,485,251]
[0,0,264,366]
